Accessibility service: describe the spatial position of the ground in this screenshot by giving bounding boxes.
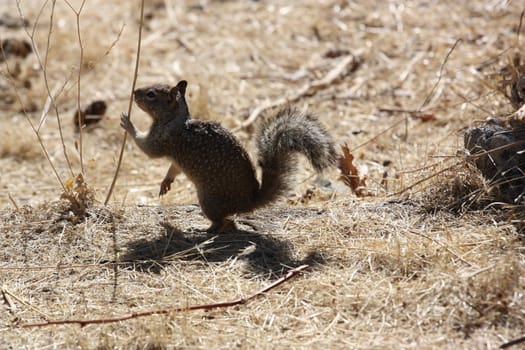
[0,1,524,349]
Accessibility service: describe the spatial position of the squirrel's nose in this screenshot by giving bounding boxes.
[132,89,140,101]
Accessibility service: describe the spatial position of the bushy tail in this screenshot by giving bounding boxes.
[254,107,337,208]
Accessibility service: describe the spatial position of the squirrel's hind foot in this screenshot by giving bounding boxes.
[206,218,237,234]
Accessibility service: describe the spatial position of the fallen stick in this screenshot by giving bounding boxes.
[234,55,356,131]
[3,285,50,319]
[500,335,525,349]
[20,264,309,328]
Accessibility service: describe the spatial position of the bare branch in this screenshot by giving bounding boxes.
[500,335,525,349]
[64,0,87,174]
[1,47,66,191]
[418,39,461,111]
[390,159,464,197]
[104,0,145,205]
[18,0,75,177]
[517,9,524,44]
[233,55,357,132]
[20,264,309,328]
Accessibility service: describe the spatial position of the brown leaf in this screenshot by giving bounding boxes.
[338,144,367,196]
[417,113,437,122]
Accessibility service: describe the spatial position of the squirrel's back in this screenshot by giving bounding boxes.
[171,119,259,202]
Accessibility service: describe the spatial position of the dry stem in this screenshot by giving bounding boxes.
[21,0,75,177]
[500,335,525,349]
[20,264,309,328]
[104,0,145,205]
[65,0,87,174]
[0,46,66,191]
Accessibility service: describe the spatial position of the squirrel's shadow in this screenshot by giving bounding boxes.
[120,221,324,277]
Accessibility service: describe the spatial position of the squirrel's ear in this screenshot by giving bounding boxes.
[170,80,187,101]
[175,80,187,96]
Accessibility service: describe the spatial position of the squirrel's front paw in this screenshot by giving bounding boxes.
[120,113,135,135]
[159,177,174,196]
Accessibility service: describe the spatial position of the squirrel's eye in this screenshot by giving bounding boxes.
[146,90,155,99]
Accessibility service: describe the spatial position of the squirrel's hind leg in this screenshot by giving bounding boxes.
[198,192,238,233]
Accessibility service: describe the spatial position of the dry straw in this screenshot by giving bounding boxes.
[1,1,524,349]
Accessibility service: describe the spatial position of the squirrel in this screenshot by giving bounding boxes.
[120,80,337,232]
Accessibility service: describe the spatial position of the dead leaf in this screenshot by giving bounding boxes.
[417,113,437,122]
[338,144,368,196]
[60,174,95,220]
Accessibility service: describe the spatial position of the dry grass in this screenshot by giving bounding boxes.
[1,0,524,349]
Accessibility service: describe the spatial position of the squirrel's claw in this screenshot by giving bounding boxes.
[120,112,134,135]
[159,177,174,196]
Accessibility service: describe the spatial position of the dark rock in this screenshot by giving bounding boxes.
[464,124,525,203]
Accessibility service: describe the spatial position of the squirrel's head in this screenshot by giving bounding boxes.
[134,80,189,121]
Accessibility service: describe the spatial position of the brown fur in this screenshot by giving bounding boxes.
[120,80,336,232]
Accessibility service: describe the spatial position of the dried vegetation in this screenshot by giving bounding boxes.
[1,1,524,349]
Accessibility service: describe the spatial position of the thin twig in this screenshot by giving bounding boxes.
[2,286,16,314]
[104,0,145,205]
[516,8,524,44]
[350,117,406,152]
[393,39,460,140]
[397,159,448,175]
[0,45,66,191]
[233,55,356,131]
[449,85,496,117]
[37,82,61,131]
[465,139,525,161]
[407,230,475,267]
[500,335,525,349]
[7,192,19,210]
[98,23,125,63]
[17,0,75,178]
[64,0,87,174]
[37,0,75,177]
[2,286,50,320]
[42,0,54,73]
[20,264,309,328]
[390,159,464,197]
[418,39,461,111]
